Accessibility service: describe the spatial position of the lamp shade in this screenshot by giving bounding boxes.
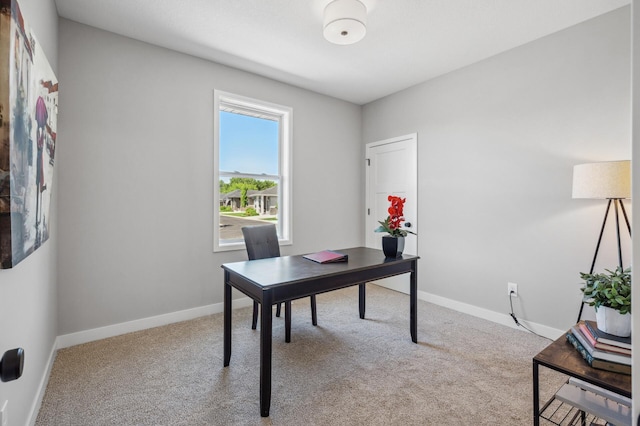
[323,0,367,45]
[572,160,631,199]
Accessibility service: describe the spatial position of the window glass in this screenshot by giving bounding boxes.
[213,91,292,251]
[219,111,278,176]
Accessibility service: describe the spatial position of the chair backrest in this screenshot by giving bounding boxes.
[241,224,281,260]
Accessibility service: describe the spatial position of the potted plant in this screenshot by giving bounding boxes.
[579,266,631,337]
[374,195,416,258]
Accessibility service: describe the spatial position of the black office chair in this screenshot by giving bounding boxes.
[241,224,317,342]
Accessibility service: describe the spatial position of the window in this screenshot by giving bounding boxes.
[213,91,292,251]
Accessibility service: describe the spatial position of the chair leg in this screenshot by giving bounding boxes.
[310,295,317,326]
[276,302,282,317]
[285,301,292,343]
[252,301,259,330]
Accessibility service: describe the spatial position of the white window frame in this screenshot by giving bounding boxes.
[213,90,292,252]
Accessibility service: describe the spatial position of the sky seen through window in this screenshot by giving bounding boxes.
[219,111,278,177]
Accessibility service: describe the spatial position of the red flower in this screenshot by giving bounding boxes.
[387,196,405,230]
[375,195,415,237]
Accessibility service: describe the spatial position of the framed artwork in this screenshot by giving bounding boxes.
[0,0,58,268]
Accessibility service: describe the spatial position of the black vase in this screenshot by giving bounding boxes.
[382,235,404,258]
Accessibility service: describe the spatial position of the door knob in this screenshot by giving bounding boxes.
[0,348,24,382]
[405,222,412,228]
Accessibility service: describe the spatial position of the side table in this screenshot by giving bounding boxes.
[533,331,631,425]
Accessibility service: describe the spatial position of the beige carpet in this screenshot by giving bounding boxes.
[36,285,565,425]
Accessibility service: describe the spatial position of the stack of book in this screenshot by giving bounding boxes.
[566,320,631,375]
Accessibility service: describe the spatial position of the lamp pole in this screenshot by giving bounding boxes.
[577,198,631,322]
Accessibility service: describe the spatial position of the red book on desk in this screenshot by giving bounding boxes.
[303,250,348,264]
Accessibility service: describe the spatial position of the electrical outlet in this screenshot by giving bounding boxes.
[1,400,7,426]
[508,282,518,297]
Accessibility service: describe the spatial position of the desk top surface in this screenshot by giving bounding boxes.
[534,331,631,397]
[221,246,419,287]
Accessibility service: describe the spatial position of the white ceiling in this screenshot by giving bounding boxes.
[53,0,630,105]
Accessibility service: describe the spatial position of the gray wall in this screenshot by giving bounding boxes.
[56,19,363,335]
[0,1,59,425]
[363,7,631,331]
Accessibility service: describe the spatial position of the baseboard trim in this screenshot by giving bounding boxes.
[56,298,254,349]
[57,290,564,349]
[27,342,58,426]
[417,290,565,340]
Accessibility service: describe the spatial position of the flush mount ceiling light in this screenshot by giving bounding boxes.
[323,0,367,45]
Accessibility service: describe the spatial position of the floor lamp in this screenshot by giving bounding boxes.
[573,160,631,322]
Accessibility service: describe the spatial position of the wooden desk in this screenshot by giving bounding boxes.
[533,332,631,425]
[221,247,419,417]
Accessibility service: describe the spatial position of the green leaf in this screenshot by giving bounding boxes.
[579,266,631,314]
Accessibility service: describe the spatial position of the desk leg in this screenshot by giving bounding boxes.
[410,262,417,343]
[310,295,318,326]
[359,283,366,319]
[223,271,232,367]
[533,360,540,426]
[260,291,273,417]
[285,301,291,343]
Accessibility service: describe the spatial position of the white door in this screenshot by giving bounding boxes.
[365,134,418,294]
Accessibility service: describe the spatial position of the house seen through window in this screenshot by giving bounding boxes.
[213,91,292,251]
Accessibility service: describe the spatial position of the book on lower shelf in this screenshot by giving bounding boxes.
[554,377,631,426]
[566,332,631,375]
[302,250,348,264]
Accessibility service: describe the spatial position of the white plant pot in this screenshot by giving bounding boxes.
[595,306,631,337]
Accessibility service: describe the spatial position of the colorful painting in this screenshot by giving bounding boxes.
[0,0,58,268]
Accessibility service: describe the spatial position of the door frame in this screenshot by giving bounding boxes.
[365,133,418,293]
